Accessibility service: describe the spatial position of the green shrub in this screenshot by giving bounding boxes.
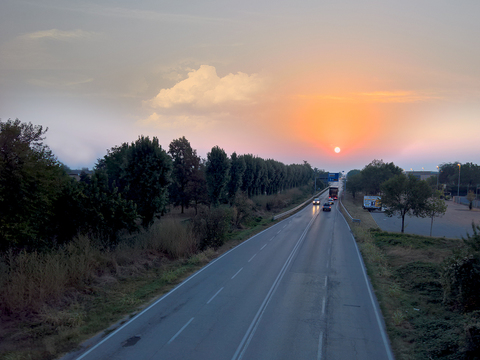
[192,207,232,250]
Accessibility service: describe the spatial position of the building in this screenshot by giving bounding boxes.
[68,169,93,181]
[404,170,438,181]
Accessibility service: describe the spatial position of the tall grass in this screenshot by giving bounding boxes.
[0,236,97,314]
[0,219,197,315]
[137,218,197,258]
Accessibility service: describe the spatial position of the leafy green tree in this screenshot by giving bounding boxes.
[97,136,172,227]
[188,160,208,215]
[424,190,448,236]
[206,146,230,206]
[361,159,403,195]
[78,170,138,245]
[227,152,245,204]
[346,169,361,178]
[168,137,201,213]
[241,154,256,197]
[381,174,432,233]
[440,161,480,196]
[253,157,267,196]
[0,119,66,250]
[346,172,362,199]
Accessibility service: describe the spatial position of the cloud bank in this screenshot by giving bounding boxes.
[147,65,264,109]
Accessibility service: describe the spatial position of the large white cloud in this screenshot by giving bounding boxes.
[146,65,264,109]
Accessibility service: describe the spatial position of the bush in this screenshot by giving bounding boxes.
[442,223,480,311]
[137,218,197,259]
[192,207,232,250]
[232,193,254,228]
[441,253,480,311]
[465,311,480,358]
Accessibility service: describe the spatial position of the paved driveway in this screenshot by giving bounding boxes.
[370,201,480,239]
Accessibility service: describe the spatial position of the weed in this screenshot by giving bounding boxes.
[341,191,473,359]
[392,309,406,326]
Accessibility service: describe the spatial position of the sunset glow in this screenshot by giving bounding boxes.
[1,1,480,172]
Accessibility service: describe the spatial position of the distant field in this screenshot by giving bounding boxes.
[340,192,472,359]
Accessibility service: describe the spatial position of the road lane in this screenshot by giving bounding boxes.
[67,190,393,360]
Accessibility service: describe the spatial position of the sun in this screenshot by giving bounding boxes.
[334,147,341,153]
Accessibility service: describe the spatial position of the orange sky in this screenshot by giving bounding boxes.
[1,1,480,172]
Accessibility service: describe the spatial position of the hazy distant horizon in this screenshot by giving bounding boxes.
[2,0,479,173]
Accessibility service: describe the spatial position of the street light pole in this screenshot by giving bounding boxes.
[436,166,439,190]
[457,163,461,198]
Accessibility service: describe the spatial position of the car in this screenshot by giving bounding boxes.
[313,197,320,205]
[328,197,334,205]
[323,203,331,211]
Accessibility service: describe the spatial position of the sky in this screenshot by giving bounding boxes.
[1,0,480,173]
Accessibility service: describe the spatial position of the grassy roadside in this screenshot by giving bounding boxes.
[340,192,470,359]
[0,187,319,360]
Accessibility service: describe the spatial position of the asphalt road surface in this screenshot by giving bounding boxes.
[66,193,393,360]
[371,200,480,238]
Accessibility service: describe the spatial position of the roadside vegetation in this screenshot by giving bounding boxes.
[341,192,480,359]
[0,118,324,360]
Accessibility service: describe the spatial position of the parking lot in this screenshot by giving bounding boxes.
[370,200,480,239]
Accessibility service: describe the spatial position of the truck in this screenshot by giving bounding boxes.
[363,196,382,211]
[329,186,339,200]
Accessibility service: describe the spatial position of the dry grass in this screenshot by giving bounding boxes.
[0,188,315,360]
[0,218,201,360]
[339,192,379,230]
[341,191,470,359]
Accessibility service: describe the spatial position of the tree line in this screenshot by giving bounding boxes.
[438,162,480,196]
[0,119,318,251]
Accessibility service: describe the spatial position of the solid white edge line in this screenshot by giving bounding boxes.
[207,287,224,304]
[167,317,194,344]
[74,214,294,360]
[338,207,395,360]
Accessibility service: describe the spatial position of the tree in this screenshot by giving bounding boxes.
[346,172,362,199]
[169,137,201,213]
[381,174,432,233]
[97,136,172,227]
[424,190,448,237]
[361,159,403,195]
[437,161,480,196]
[240,154,256,197]
[227,152,245,205]
[0,119,66,250]
[467,190,476,210]
[205,146,230,206]
[187,160,208,215]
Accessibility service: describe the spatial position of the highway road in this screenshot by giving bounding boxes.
[66,191,393,360]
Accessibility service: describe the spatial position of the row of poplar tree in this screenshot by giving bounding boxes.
[0,119,316,251]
